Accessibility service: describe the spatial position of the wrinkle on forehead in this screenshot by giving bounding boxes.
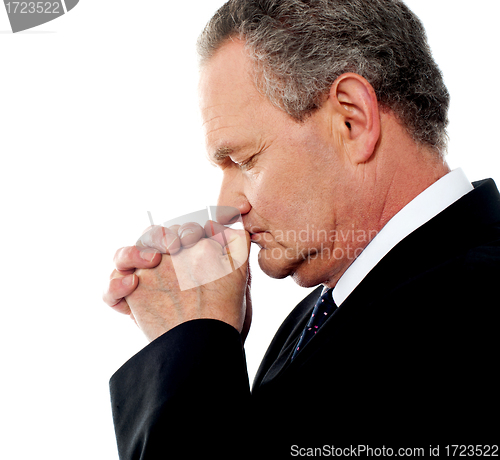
[201,101,253,123]
[202,114,224,127]
[199,40,275,167]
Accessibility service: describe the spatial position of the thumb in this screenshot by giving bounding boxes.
[205,221,250,270]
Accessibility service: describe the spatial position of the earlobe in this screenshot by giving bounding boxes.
[330,73,381,164]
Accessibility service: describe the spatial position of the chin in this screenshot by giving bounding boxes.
[290,271,325,288]
[256,242,345,288]
[292,256,347,288]
[256,248,293,280]
[256,247,323,286]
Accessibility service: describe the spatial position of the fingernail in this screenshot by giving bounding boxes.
[122,274,135,287]
[179,229,194,239]
[165,235,179,250]
[140,249,158,262]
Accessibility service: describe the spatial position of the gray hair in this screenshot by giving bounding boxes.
[197,0,449,155]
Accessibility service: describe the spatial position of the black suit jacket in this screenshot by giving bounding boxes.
[110,179,500,458]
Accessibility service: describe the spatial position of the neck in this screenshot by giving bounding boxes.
[379,157,449,233]
[369,116,450,232]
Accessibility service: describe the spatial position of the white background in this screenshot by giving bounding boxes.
[1,1,498,458]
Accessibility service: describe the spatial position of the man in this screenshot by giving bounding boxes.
[103,0,500,457]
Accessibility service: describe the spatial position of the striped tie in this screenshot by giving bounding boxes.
[291,288,337,361]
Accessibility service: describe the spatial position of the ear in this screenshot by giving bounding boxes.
[328,73,381,164]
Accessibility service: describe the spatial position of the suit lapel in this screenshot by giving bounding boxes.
[252,286,322,390]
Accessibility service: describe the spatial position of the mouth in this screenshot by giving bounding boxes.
[249,231,271,246]
[244,221,271,244]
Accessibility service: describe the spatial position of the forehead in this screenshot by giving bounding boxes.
[198,41,268,158]
[199,40,256,115]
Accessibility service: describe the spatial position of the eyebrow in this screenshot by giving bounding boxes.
[209,145,239,166]
[214,146,234,162]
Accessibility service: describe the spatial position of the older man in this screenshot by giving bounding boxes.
[104,0,500,457]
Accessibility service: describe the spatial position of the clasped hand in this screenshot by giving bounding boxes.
[103,221,251,342]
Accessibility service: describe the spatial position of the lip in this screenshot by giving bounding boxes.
[245,225,260,235]
[249,231,270,243]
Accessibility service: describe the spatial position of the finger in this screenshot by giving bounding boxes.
[110,298,132,316]
[140,225,154,235]
[114,246,162,272]
[205,221,250,269]
[110,268,135,278]
[103,273,138,310]
[224,229,251,269]
[205,220,249,252]
[135,225,180,254]
[204,220,227,245]
[178,222,205,248]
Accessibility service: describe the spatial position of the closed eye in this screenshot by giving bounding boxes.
[239,144,269,171]
[239,154,258,171]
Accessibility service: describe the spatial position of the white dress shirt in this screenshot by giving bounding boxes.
[331,168,473,306]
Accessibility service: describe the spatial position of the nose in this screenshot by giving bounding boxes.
[215,170,251,225]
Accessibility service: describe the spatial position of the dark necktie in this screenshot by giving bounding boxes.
[291,288,337,361]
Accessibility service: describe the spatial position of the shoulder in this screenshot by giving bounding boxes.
[462,222,500,297]
[465,223,500,267]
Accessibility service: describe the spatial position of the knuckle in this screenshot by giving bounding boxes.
[108,277,124,296]
[196,238,218,252]
[113,247,125,263]
[111,299,131,315]
[187,239,221,268]
[103,288,118,307]
[114,246,134,265]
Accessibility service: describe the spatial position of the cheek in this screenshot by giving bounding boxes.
[248,169,301,214]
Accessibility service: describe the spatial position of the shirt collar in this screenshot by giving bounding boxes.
[332,168,473,306]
